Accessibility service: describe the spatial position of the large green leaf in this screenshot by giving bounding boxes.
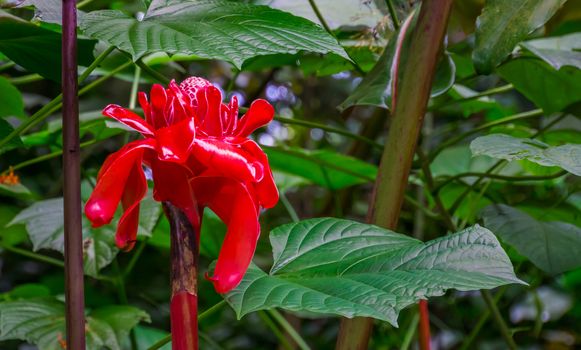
[0,17,96,82]
[470,134,581,176]
[481,204,581,275]
[79,0,349,69]
[520,33,581,70]
[0,298,149,350]
[223,218,523,324]
[497,58,581,114]
[0,77,24,119]
[20,0,85,24]
[264,147,377,190]
[8,193,161,277]
[472,0,567,74]
[339,11,455,111]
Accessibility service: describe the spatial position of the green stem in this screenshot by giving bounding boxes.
[429,108,543,161]
[10,74,43,85]
[482,290,517,350]
[269,309,311,350]
[146,300,226,350]
[136,59,171,85]
[10,139,98,171]
[0,46,116,151]
[0,61,15,72]
[280,192,300,223]
[429,84,513,111]
[76,0,96,8]
[385,0,400,30]
[400,312,419,350]
[433,169,567,193]
[123,240,148,277]
[129,66,142,110]
[1,243,64,267]
[258,311,294,350]
[274,116,382,150]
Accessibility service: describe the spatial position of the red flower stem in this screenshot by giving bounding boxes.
[62,0,86,348]
[418,300,431,350]
[163,202,200,350]
[335,0,454,349]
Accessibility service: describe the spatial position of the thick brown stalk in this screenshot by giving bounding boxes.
[163,202,200,350]
[62,0,85,348]
[335,1,454,349]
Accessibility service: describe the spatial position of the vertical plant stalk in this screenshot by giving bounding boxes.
[418,300,431,350]
[335,1,454,349]
[62,0,85,348]
[163,202,200,350]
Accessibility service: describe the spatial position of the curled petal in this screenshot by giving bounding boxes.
[194,177,259,293]
[192,138,263,182]
[85,139,154,228]
[102,104,154,137]
[154,118,196,163]
[235,99,274,137]
[240,140,279,209]
[150,84,168,129]
[115,159,148,251]
[138,92,151,125]
[199,86,224,136]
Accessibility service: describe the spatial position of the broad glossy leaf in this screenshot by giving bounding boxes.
[521,33,581,70]
[224,218,523,324]
[0,17,96,82]
[473,0,567,74]
[482,204,581,275]
[0,77,24,118]
[470,134,581,176]
[8,193,161,276]
[0,298,149,350]
[497,59,581,114]
[264,147,377,190]
[80,0,349,68]
[0,117,23,154]
[20,0,85,24]
[339,11,455,111]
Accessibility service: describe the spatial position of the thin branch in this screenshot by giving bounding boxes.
[385,0,400,30]
[482,290,517,350]
[269,309,311,350]
[433,170,568,193]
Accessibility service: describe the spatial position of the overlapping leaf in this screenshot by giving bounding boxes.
[470,134,581,176]
[79,0,349,68]
[482,204,581,275]
[223,218,523,325]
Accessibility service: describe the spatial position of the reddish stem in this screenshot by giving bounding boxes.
[418,300,431,350]
[62,0,85,348]
[163,202,200,350]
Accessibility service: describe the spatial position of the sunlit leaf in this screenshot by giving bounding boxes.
[224,218,523,324]
[80,0,349,69]
[0,76,24,119]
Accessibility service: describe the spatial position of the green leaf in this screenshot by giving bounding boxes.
[470,134,581,176]
[481,204,581,275]
[7,193,161,277]
[339,11,455,111]
[0,117,23,154]
[223,218,523,324]
[79,0,349,69]
[0,298,149,350]
[0,205,27,247]
[264,147,377,190]
[520,33,581,70]
[0,17,96,82]
[435,85,514,118]
[0,284,51,301]
[134,326,172,350]
[0,77,24,118]
[20,0,85,24]
[497,57,581,114]
[473,0,567,74]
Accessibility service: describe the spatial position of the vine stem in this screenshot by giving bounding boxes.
[62,0,85,348]
[163,202,201,350]
[482,290,518,350]
[269,309,311,350]
[335,1,454,349]
[385,0,400,30]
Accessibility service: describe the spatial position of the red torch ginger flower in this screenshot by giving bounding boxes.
[85,77,278,293]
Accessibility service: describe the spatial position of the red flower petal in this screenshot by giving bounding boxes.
[198,86,224,136]
[115,158,148,251]
[154,117,196,163]
[240,140,279,209]
[102,104,154,137]
[85,139,154,228]
[150,83,168,129]
[192,138,263,182]
[193,177,259,293]
[235,99,274,137]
